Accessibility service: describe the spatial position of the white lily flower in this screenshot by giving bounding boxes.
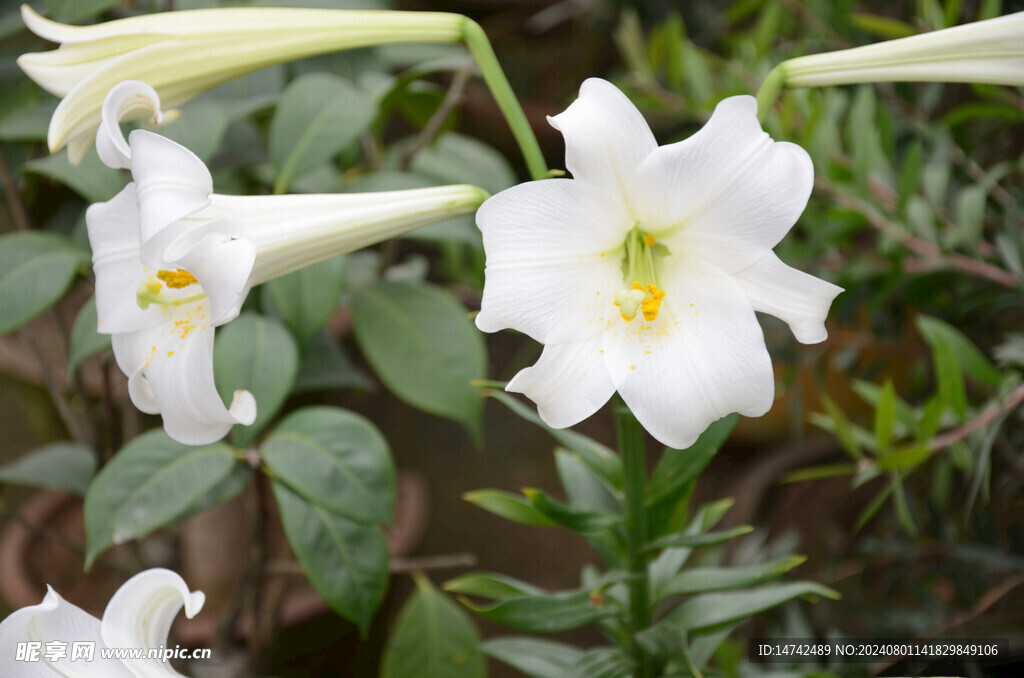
[18,4,466,163]
[779,12,1024,88]
[90,81,488,445]
[476,79,842,449]
[0,568,204,677]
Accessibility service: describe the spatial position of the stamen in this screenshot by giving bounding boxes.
[157,269,199,289]
[137,279,206,310]
[612,226,669,323]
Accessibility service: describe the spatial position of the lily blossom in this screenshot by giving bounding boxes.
[0,568,204,677]
[475,79,842,449]
[779,12,1024,88]
[89,81,488,445]
[18,4,467,163]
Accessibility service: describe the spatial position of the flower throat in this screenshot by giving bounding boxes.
[613,225,667,322]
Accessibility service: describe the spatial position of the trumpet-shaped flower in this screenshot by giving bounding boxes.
[18,4,467,163]
[90,81,488,445]
[0,568,204,677]
[476,79,842,449]
[778,11,1024,89]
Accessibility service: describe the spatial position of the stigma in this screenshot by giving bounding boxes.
[614,281,665,321]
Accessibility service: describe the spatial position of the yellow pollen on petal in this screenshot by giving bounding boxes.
[157,269,198,289]
[167,351,175,357]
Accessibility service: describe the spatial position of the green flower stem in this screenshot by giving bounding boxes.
[615,397,652,678]
[462,19,549,181]
[755,64,787,122]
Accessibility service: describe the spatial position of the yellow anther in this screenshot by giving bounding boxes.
[157,269,198,289]
[643,234,655,246]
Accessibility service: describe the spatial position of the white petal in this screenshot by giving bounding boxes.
[111,302,256,445]
[548,78,657,203]
[506,334,616,429]
[87,185,166,334]
[476,179,630,344]
[96,81,164,170]
[172,232,256,326]
[127,130,212,269]
[101,569,204,678]
[602,255,774,449]
[631,96,814,272]
[732,251,843,344]
[0,587,134,678]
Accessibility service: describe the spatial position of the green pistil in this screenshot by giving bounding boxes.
[620,224,666,288]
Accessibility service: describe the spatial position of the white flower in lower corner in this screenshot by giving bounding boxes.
[90,81,488,445]
[0,568,204,677]
[475,78,843,449]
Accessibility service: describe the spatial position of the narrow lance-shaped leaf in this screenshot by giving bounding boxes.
[480,636,585,678]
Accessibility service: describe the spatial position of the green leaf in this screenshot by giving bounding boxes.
[410,132,516,195]
[264,255,347,347]
[816,396,862,459]
[554,449,619,513]
[213,313,299,447]
[645,526,754,552]
[481,637,584,678]
[261,406,395,525]
[916,315,1001,387]
[444,572,544,599]
[485,389,622,490]
[351,282,485,441]
[292,329,374,393]
[0,100,57,141]
[462,588,615,633]
[463,489,555,527]
[0,232,88,335]
[565,648,634,678]
[42,0,123,22]
[658,555,808,598]
[876,444,932,471]
[269,73,376,193]
[648,498,737,600]
[874,379,897,454]
[84,430,240,569]
[23,147,126,203]
[933,338,967,418]
[782,463,857,484]
[664,582,840,632]
[154,100,229,163]
[850,12,916,38]
[272,480,388,633]
[523,488,621,535]
[647,414,737,506]
[67,296,110,378]
[0,442,96,496]
[382,574,485,678]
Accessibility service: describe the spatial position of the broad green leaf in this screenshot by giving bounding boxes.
[524,488,621,535]
[0,100,57,141]
[261,406,395,525]
[214,313,299,447]
[269,73,375,193]
[933,338,967,418]
[381,574,485,678]
[0,232,89,335]
[664,582,840,632]
[410,132,516,195]
[874,379,897,454]
[154,100,229,162]
[84,430,239,569]
[916,315,1001,387]
[645,526,753,552]
[462,588,615,633]
[485,389,621,490]
[875,444,932,471]
[292,329,374,394]
[565,648,634,678]
[658,555,807,598]
[444,572,544,599]
[67,296,110,378]
[481,637,584,678]
[272,480,388,633]
[351,282,485,441]
[23,147,126,203]
[264,255,347,347]
[463,489,555,527]
[554,449,619,513]
[0,442,96,496]
[647,414,737,506]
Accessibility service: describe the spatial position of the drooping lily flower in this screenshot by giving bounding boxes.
[0,568,204,677]
[90,81,488,445]
[475,79,842,449]
[18,4,467,163]
[777,12,1024,89]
